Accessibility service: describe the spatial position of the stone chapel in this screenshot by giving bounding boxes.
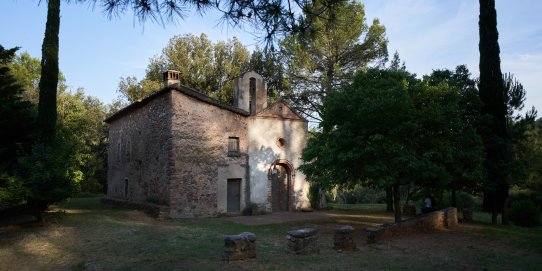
[104,71,310,218]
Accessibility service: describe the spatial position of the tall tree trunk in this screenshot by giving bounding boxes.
[492,205,498,224]
[479,0,509,225]
[37,0,60,144]
[393,183,401,223]
[386,186,394,212]
[451,189,457,207]
[502,190,509,225]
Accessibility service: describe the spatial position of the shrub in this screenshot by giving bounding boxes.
[18,141,80,211]
[508,199,540,227]
[330,185,386,204]
[0,174,25,208]
[509,189,541,209]
[442,191,477,209]
[308,183,321,209]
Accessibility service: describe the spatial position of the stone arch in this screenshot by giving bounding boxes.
[267,159,296,212]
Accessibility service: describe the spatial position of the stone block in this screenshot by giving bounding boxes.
[286,228,319,255]
[402,205,416,216]
[223,232,256,261]
[334,225,356,251]
[366,207,459,244]
[442,207,458,227]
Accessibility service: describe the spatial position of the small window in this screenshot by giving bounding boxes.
[277,137,286,148]
[124,178,129,198]
[249,77,256,114]
[228,137,240,156]
[117,142,121,162]
[126,140,131,162]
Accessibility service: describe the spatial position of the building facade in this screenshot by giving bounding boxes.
[105,71,310,218]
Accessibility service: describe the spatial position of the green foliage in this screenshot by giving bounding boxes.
[508,199,540,227]
[100,0,343,44]
[0,45,37,207]
[248,46,289,103]
[300,69,418,190]
[0,175,25,208]
[139,33,250,103]
[300,67,487,221]
[330,185,386,204]
[37,0,61,144]
[300,69,418,221]
[282,0,388,121]
[57,89,109,194]
[478,0,509,223]
[307,182,320,209]
[117,76,161,103]
[510,188,542,210]
[423,66,486,194]
[442,191,476,209]
[18,140,80,206]
[7,50,109,196]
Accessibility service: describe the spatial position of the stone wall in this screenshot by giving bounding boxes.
[169,90,249,218]
[106,91,172,207]
[366,207,458,244]
[247,111,310,212]
[222,232,257,261]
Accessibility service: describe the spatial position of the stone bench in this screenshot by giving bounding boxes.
[222,232,256,261]
[286,228,319,255]
[366,207,458,244]
[334,225,356,251]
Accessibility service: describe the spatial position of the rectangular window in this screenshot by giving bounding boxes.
[124,178,129,198]
[117,142,121,162]
[228,137,240,156]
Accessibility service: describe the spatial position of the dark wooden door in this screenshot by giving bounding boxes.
[272,165,289,211]
[227,179,241,212]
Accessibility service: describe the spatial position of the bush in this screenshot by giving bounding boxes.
[508,199,540,227]
[442,191,477,209]
[0,174,25,208]
[308,183,321,209]
[509,189,541,209]
[18,141,81,209]
[330,185,386,204]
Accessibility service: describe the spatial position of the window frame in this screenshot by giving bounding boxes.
[228,137,240,156]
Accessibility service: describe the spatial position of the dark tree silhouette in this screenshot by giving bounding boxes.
[37,0,60,144]
[478,0,509,225]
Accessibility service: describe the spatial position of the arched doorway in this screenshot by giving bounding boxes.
[268,160,295,212]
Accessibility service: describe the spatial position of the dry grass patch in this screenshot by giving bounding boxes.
[0,198,540,271]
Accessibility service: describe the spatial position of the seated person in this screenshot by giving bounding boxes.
[421,196,433,214]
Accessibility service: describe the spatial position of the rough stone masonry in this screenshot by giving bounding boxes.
[223,232,257,261]
[286,228,320,255]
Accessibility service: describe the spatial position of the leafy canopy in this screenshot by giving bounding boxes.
[282,0,388,122]
[119,33,250,103]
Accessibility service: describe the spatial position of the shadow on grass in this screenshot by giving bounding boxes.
[2,197,541,271]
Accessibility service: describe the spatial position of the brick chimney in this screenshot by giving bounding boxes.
[163,70,180,87]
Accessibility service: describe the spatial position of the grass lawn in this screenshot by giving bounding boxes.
[0,197,540,271]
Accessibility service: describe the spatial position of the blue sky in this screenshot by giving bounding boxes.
[1,0,541,113]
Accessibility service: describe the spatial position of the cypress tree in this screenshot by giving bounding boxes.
[37,0,60,144]
[478,0,509,225]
